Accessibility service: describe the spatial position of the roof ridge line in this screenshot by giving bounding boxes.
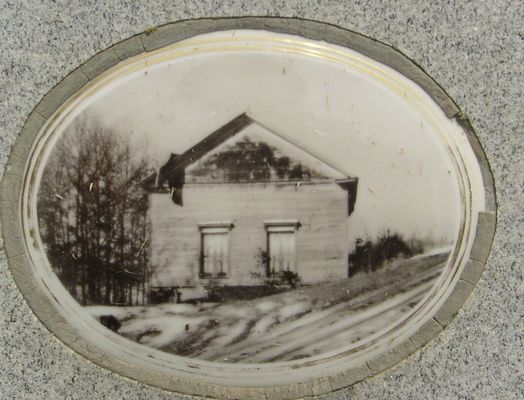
[157,112,253,185]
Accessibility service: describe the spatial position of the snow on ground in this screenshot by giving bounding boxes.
[84,249,450,363]
[84,305,143,320]
[120,315,206,348]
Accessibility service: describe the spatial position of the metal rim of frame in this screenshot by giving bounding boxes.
[0,17,496,399]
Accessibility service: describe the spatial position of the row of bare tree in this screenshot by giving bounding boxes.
[37,116,152,305]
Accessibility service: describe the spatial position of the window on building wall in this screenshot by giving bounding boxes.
[198,222,234,278]
[264,220,300,276]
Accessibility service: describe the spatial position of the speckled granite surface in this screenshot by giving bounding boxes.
[0,1,522,399]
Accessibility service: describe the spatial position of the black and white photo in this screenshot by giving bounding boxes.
[34,31,464,363]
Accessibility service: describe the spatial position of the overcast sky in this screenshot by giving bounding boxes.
[72,33,461,248]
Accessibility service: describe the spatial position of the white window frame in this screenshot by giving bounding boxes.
[198,222,234,279]
[264,220,300,276]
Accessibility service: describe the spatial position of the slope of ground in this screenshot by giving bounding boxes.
[85,248,450,363]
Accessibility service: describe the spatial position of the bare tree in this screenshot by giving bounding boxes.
[37,115,151,305]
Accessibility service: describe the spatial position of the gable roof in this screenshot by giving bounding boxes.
[144,113,356,188]
[142,113,358,215]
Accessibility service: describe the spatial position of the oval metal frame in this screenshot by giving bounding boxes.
[0,17,496,399]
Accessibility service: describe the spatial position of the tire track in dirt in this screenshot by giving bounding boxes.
[226,279,435,362]
[205,262,443,362]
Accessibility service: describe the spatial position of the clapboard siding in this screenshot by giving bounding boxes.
[149,182,349,287]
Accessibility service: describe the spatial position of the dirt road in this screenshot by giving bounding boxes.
[85,250,449,363]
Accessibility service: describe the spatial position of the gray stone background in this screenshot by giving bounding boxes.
[0,1,522,399]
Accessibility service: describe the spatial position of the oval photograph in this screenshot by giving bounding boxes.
[23,28,485,376]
